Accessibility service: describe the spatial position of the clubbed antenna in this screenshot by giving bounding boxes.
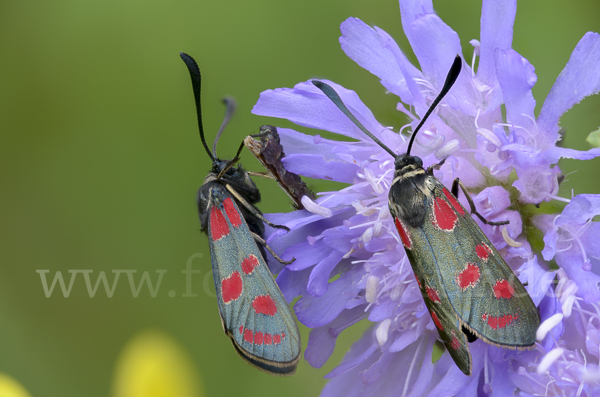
[212,97,237,159]
[311,80,397,158]
[313,55,462,158]
[406,55,462,156]
[180,52,215,161]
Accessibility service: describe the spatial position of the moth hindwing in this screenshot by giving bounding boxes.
[180,52,300,375]
[312,56,539,376]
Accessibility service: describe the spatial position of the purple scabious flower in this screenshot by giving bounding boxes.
[253,0,600,395]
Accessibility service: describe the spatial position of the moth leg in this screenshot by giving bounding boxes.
[451,178,509,226]
[252,232,295,265]
[225,184,290,231]
[426,158,446,175]
[247,171,276,179]
[249,126,275,139]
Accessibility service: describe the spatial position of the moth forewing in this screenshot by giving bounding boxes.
[205,184,300,375]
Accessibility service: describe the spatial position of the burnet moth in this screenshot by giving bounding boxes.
[180,53,301,375]
[244,125,317,210]
[312,56,540,376]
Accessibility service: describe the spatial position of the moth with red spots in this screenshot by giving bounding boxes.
[313,56,540,376]
[180,53,300,375]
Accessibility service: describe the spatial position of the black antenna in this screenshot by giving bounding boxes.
[312,55,462,158]
[311,80,397,158]
[212,97,237,159]
[180,52,215,162]
[406,55,462,155]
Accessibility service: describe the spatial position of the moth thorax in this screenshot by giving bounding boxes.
[393,163,426,183]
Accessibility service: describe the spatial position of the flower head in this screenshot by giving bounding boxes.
[253,0,600,394]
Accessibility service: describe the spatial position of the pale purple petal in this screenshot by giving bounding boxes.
[477,0,516,88]
[513,165,561,204]
[538,32,600,145]
[253,80,388,141]
[540,146,600,164]
[436,156,486,188]
[340,18,419,102]
[556,194,600,226]
[424,359,471,396]
[295,268,364,328]
[305,306,367,368]
[276,267,309,302]
[282,154,360,183]
[277,128,375,161]
[488,348,518,396]
[518,257,555,306]
[374,26,426,106]
[407,14,462,89]
[322,334,435,396]
[367,297,398,322]
[536,290,562,351]
[307,251,345,296]
[398,0,434,26]
[556,249,600,302]
[494,49,536,128]
[285,241,332,271]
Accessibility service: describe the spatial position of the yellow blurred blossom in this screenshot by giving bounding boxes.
[111,329,204,397]
[0,373,32,397]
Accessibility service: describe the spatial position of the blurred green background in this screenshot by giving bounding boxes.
[1,1,599,396]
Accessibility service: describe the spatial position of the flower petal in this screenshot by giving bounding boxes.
[556,194,600,226]
[494,49,537,129]
[406,14,462,89]
[340,18,399,82]
[538,32,600,145]
[477,0,516,88]
[253,81,386,141]
[295,268,364,328]
[307,250,345,296]
[276,267,309,302]
[305,306,367,368]
[282,154,359,183]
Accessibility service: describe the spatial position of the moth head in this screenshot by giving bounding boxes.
[395,154,423,172]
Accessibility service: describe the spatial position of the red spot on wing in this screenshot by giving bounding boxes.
[415,275,422,288]
[210,207,230,240]
[493,279,515,299]
[239,325,243,334]
[244,329,253,343]
[450,332,461,350]
[264,333,273,345]
[456,263,480,290]
[254,331,264,345]
[498,315,507,328]
[274,334,281,344]
[394,217,412,249]
[475,244,492,262]
[252,295,278,316]
[431,311,443,330]
[426,286,441,303]
[221,271,243,303]
[223,197,242,228]
[443,188,465,215]
[432,197,458,231]
[482,312,519,329]
[241,254,260,275]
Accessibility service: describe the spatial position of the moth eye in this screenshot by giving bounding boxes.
[414,156,423,167]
